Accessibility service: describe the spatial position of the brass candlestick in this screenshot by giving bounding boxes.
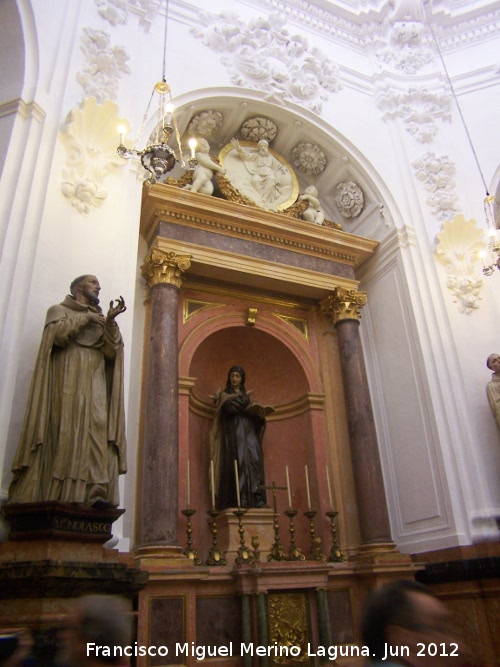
[233,508,255,564]
[304,509,326,561]
[181,508,201,565]
[284,508,305,561]
[206,509,227,566]
[266,482,287,561]
[326,510,347,562]
[251,535,261,563]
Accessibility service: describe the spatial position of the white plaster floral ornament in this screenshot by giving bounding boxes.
[187,110,224,138]
[413,152,460,221]
[291,143,326,175]
[94,0,129,26]
[376,85,451,144]
[335,181,364,218]
[77,28,130,103]
[240,117,278,143]
[60,97,131,215]
[435,214,485,314]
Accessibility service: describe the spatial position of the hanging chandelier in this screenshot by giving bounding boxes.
[423,2,498,275]
[117,0,197,183]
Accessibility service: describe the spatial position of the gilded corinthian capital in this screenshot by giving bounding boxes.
[320,287,367,325]
[141,248,192,291]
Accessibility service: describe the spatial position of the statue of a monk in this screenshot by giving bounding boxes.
[486,353,500,435]
[8,275,127,508]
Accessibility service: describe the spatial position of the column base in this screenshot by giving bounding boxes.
[352,541,415,566]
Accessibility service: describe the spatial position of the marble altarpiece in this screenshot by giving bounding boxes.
[134,145,418,666]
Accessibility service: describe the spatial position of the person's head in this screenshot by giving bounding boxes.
[486,353,500,374]
[0,629,33,667]
[197,138,210,154]
[361,580,464,666]
[304,186,318,197]
[70,275,101,306]
[225,365,246,394]
[60,595,131,666]
[257,139,269,153]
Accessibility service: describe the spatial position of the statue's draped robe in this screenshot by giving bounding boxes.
[487,373,500,434]
[9,295,127,506]
[210,391,267,510]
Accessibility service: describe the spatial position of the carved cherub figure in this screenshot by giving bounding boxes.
[183,138,225,196]
[300,185,325,225]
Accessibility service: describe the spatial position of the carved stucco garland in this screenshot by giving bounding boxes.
[413,152,460,222]
[435,214,485,315]
[60,97,130,215]
[77,27,131,103]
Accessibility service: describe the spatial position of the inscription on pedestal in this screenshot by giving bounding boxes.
[3,501,125,543]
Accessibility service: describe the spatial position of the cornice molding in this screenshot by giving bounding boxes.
[0,98,46,122]
[188,390,325,420]
[140,184,378,270]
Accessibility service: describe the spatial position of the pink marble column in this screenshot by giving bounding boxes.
[139,248,191,548]
[321,288,392,546]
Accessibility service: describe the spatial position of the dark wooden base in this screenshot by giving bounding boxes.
[3,501,125,543]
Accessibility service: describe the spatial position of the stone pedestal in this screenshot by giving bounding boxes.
[217,508,275,560]
[3,501,124,543]
[0,502,147,663]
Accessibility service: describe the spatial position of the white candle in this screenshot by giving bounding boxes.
[286,465,292,507]
[326,466,333,510]
[210,459,216,511]
[305,464,311,509]
[234,459,241,507]
[117,124,126,145]
[187,459,190,508]
[188,137,197,159]
[165,103,173,125]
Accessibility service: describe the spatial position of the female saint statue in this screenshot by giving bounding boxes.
[210,366,273,510]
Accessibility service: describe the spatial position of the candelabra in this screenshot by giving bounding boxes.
[181,508,201,566]
[284,508,305,561]
[266,482,287,562]
[233,508,255,565]
[326,510,347,563]
[206,510,227,566]
[116,0,198,183]
[304,510,326,561]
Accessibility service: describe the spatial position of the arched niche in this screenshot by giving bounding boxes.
[189,326,311,406]
[182,322,329,554]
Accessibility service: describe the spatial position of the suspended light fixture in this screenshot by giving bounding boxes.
[117,0,197,183]
[422,1,497,275]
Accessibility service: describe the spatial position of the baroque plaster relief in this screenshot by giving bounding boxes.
[374,0,434,75]
[191,12,341,113]
[60,98,130,215]
[95,0,163,29]
[412,152,460,222]
[95,0,129,26]
[376,85,451,143]
[334,181,364,218]
[77,28,131,103]
[187,110,224,138]
[435,215,485,315]
[240,116,278,143]
[291,143,327,175]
